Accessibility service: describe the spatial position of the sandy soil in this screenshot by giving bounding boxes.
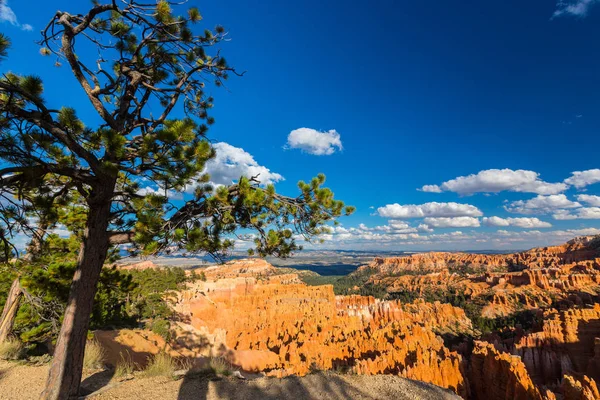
[0,361,461,400]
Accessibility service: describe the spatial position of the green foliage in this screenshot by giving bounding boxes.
[9,261,136,344]
[388,287,543,337]
[301,268,387,298]
[0,337,23,360]
[142,352,176,378]
[0,33,10,61]
[188,269,207,282]
[150,318,171,341]
[127,267,187,320]
[1,251,194,348]
[114,353,136,377]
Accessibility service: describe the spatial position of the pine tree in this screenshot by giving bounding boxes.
[0,2,353,398]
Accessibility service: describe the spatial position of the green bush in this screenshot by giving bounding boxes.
[0,235,192,350]
[150,319,171,341]
[142,352,176,378]
[114,353,137,378]
[0,338,23,360]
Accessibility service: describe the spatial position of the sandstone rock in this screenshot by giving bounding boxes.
[561,374,600,400]
[174,277,469,396]
[469,341,546,400]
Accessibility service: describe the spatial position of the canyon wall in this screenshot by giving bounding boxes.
[105,235,600,400]
[174,277,471,396]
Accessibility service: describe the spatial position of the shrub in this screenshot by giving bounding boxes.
[142,352,176,378]
[188,270,207,282]
[150,319,171,341]
[83,340,105,370]
[208,356,232,376]
[114,352,137,378]
[0,338,23,360]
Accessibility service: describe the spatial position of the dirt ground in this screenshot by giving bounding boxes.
[0,361,461,400]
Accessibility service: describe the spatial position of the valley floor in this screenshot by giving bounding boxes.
[0,361,460,400]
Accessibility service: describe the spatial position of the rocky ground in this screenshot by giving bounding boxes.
[0,361,460,400]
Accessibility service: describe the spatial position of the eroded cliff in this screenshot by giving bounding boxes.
[103,235,600,400]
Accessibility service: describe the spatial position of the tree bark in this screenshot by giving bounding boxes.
[0,278,23,343]
[40,199,112,400]
[25,224,46,262]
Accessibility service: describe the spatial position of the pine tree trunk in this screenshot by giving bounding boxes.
[0,278,23,343]
[25,224,47,261]
[40,200,112,400]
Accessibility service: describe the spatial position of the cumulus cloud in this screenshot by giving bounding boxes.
[357,220,419,234]
[286,128,342,155]
[420,169,566,196]
[577,194,600,206]
[377,202,483,219]
[553,207,600,220]
[482,216,552,228]
[552,0,599,18]
[417,224,434,233]
[314,222,600,251]
[423,216,480,228]
[202,142,284,187]
[505,194,581,214]
[420,185,443,193]
[552,210,578,220]
[0,1,32,31]
[564,169,600,189]
[388,220,413,230]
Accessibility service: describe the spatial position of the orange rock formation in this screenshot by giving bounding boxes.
[97,235,600,400]
[174,278,470,396]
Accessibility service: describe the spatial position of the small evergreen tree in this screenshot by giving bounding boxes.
[0,2,353,398]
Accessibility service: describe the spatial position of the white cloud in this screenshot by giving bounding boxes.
[577,194,600,206]
[387,220,410,229]
[377,202,483,219]
[564,169,600,189]
[202,142,284,187]
[421,169,566,196]
[0,1,32,31]
[420,185,442,193]
[505,194,581,214]
[286,128,342,155]
[553,207,600,220]
[482,216,552,228]
[137,185,184,200]
[311,222,600,251]
[552,0,599,18]
[417,224,434,233]
[552,210,578,220]
[423,216,480,228]
[357,220,419,234]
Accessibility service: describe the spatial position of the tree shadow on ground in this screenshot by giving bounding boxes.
[176,371,373,400]
[176,370,460,400]
[79,368,115,396]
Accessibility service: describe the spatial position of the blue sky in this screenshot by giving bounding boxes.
[2,0,600,251]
